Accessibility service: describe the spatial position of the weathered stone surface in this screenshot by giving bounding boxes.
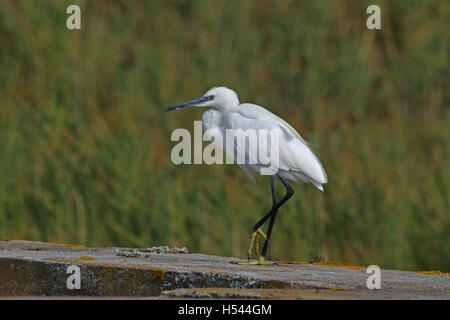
[0,239,449,299]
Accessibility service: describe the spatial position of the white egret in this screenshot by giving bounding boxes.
[165,86,327,265]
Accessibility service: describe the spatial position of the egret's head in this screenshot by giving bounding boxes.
[164,86,239,112]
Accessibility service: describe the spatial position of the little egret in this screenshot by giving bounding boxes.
[165,87,327,265]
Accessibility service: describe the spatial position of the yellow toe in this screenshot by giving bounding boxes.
[237,256,275,266]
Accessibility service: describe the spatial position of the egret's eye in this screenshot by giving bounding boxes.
[209,95,215,100]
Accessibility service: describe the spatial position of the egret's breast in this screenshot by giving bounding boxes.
[202,108,224,131]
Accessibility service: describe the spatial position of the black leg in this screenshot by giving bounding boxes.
[261,175,294,258]
[252,177,277,232]
[270,176,277,205]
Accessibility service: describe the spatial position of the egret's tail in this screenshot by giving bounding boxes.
[309,179,325,192]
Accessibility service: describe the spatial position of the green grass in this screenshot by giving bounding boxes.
[0,0,448,271]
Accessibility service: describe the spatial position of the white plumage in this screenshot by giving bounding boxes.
[166,86,327,191]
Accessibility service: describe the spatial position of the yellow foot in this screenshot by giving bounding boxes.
[237,256,275,266]
[247,228,267,260]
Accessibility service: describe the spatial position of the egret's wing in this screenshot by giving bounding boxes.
[283,138,328,185]
[229,106,328,187]
[237,103,308,145]
[224,112,289,175]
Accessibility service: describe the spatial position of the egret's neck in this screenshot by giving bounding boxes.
[202,108,224,131]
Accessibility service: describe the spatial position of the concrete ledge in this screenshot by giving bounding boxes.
[0,240,449,299]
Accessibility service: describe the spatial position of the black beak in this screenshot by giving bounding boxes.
[164,96,210,112]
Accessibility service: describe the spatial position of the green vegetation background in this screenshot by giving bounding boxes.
[0,1,448,271]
